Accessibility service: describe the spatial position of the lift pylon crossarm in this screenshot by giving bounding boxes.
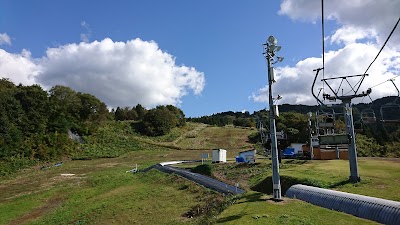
[311,68,325,106]
[321,74,369,98]
[322,73,368,81]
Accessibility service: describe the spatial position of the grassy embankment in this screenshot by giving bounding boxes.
[211,158,400,224]
[0,122,253,225]
[1,121,398,224]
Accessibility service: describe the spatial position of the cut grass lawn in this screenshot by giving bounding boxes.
[1,122,399,224]
[208,158,400,224]
[215,192,377,225]
[211,157,400,201]
[0,149,222,225]
[3,154,393,225]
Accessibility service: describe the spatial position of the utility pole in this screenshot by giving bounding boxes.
[263,36,284,201]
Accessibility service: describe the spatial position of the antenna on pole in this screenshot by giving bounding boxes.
[262,35,284,201]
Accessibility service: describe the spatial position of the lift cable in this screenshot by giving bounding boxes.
[364,16,400,75]
[369,74,400,89]
[321,0,325,99]
[354,16,400,94]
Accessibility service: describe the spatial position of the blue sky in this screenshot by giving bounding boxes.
[1,0,399,117]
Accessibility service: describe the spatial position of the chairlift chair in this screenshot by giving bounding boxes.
[380,103,400,123]
[360,108,376,124]
[316,108,335,129]
[315,108,349,145]
[380,79,400,124]
[354,119,363,133]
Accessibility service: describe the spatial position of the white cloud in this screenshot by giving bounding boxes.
[251,0,400,105]
[0,49,39,85]
[0,38,205,108]
[80,21,91,43]
[278,0,400,48]
[250,43,400,105]
[0,33,12,46]
[35,38,205,108]
[330,26,377,45]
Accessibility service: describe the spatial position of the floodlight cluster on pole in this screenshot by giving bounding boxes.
[262,36,283,201]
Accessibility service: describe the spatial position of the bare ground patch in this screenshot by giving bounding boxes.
[7,197,63,225]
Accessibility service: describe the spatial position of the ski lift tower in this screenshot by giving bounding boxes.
[263,35,284,200]
[312,70,371,183]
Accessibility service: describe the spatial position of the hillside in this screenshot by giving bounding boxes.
[1,121,399,224]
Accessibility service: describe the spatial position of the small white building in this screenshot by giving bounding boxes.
[311,137,320,147]
[212,149,227,163]
[238,149,257,163]
[291,143,305,154]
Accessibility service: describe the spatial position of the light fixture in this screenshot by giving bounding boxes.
[268,36,277,46]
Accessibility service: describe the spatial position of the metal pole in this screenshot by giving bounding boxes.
[343,100,360,182]
[267,54,282,200]
[308,112,314,159]
[336,145,339,159]
[310,136,314,159]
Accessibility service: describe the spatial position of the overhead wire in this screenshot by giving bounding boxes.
[321,0,325,100]
[369,74,400,89]
[344,16,400,95]
[316,2,399,103]
[363,16,400,75]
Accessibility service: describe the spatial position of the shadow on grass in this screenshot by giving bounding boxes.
[329,179,352,188]
[216,214,245,223]
[237,192,265,204]
[283,159,310,165]
[252,175,351,195]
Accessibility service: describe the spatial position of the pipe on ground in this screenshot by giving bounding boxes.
[286,184,400,225]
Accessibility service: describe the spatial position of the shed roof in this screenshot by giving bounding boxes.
[239,149,256,154]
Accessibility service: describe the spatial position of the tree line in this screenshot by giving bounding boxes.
[0,78,187,165]
[1,77,399,173]
[0,78,109,161]
[188,101,400,157]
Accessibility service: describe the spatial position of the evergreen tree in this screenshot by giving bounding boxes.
[135,104,147,120]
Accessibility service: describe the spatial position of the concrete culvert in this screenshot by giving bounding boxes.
[286,184,400,225]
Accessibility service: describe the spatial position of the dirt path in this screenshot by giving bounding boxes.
[172,123,208,146]
[7,197,63,225]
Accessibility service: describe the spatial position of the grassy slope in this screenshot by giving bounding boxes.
[216,192,376,225]
[213,158,400,224]
[0,149,220,225]
[0,121,398,224]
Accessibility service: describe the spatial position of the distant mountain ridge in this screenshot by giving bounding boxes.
[191,96,398,118]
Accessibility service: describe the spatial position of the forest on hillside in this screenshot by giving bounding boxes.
[188,99,400,157]
[1,78,399,176]
[0,79,185,175]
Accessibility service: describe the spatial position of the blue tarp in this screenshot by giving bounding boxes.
[283,148,296,157]
[235,156,245,163]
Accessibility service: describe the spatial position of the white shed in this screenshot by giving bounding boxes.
[291,143,305,154]
[238,149,257,163]
[212,149,227,163]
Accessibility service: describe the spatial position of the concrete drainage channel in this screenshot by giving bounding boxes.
[286,184,400,225]
[152,161,244,195]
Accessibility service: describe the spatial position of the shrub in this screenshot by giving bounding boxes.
[191,164,212,176]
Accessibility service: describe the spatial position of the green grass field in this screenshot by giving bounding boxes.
[0,122,398,224]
